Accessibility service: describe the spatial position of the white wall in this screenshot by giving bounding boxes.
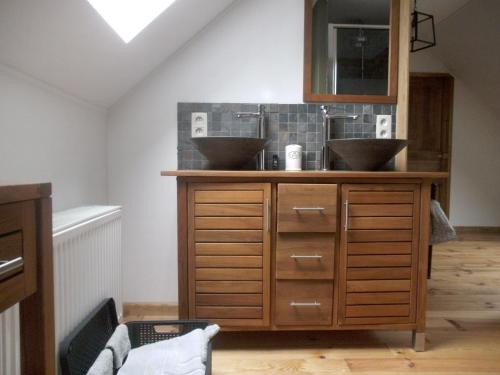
[108,0,304,303]
[0,66,107,211]
[109,0,500,304]
[411,50,500,226]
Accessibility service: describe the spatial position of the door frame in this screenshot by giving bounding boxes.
[409,72,454,215]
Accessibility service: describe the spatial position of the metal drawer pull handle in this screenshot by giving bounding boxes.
[293,207,325,212]
[290,301,321,307]
[265,198,271,232]
[0,257,24,279]
[344,199,349,231]
[290,254,323,259]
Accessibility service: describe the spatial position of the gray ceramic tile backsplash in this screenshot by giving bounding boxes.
[177,102,396,170]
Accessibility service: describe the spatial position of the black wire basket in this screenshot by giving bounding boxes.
[60,298,212,375]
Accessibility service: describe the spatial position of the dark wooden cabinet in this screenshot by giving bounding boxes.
[0,201,36,311]
[0,184,55,374]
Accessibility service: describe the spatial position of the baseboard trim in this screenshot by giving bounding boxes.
[123,303,178,318]
[455,226,500,241]
[455,226,500,234]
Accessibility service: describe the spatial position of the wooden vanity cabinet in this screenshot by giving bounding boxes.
[170,171,443,350]
[187,183,271,327]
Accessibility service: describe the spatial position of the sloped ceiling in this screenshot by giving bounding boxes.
[0,0,235,108]
[416,0,500,114]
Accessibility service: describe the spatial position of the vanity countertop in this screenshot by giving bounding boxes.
[162,170,448,180]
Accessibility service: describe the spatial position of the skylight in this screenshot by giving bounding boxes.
[87,0,177,43]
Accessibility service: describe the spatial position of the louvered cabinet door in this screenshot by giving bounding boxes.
[338,184,421,326]
[188,183,271,327]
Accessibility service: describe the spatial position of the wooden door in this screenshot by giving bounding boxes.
[408,73,453,214]
[338,184,421,326]
[188,183,271,327]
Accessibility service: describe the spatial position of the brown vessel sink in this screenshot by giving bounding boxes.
[191,136,269,170]
[327,138,408,171]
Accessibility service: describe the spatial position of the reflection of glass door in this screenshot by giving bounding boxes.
[328,24,389,95]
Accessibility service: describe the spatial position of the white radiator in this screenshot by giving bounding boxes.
[0,205,122,375]
[0,304,20,375]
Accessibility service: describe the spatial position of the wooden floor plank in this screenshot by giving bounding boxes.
[125,239,500,374]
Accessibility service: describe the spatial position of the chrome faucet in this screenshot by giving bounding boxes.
[320,105,358,171]
[234,104,266,170]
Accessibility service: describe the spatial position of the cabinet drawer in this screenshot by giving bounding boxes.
[0,232,24,281]
[0,231,23,260]
[276,234,334,279]
[277,184,337,232]
[275,280,333,325]
[0,201,37,312]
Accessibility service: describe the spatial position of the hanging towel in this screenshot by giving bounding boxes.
[118,324,220,375]
[430,199,457,245]
[106,324,131,369]
[87,349,114,375]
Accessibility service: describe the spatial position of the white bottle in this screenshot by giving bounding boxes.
[285,144,303,171]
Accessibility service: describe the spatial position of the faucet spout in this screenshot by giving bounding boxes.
[233,104,266,170]
[328,114,359,120]
[319,105,358,171]
[234,104,265,119]
[320,106,331,171]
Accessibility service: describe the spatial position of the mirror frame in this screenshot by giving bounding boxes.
[303,0,400,103]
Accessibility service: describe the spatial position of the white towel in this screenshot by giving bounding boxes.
[106,324,131,369]
[430,199,457,245]
[117,324,219,375]
[87,348,114,375]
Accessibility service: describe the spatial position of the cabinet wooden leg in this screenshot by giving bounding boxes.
[412,330,426,352]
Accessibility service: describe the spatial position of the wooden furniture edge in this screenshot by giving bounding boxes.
[177,180,189,319]
[395,0,411,171]
[162,170,449,179]
[19,194,56,374]
[414,181,432,351]
[0,183,51,205]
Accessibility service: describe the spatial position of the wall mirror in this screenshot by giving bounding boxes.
[304,0,400,103]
